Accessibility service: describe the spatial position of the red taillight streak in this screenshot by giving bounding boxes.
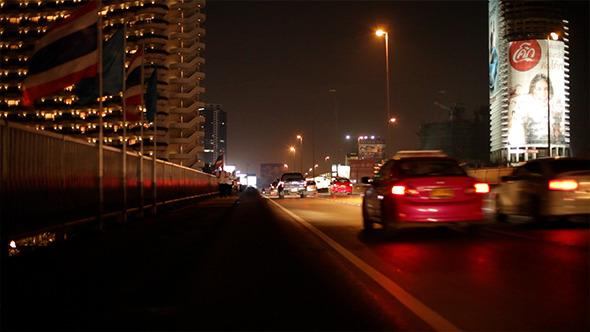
[548,179,579,191]
[391,185,419,196]
[474,182,490,194]
[391,185,405,195]
[393,183,489,196]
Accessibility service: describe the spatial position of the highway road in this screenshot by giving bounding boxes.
[271,193,589,331]
[2,189,589,331]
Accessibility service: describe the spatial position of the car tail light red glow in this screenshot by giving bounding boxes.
[391,185,419,196]
[474,182,490,194]
[465,182,490,194]
[391,185,405,195]
[548,179,579,191]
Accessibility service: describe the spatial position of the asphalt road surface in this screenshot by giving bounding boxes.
[2,189,589,331]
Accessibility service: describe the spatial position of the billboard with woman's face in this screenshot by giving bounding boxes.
[507,39,567,146]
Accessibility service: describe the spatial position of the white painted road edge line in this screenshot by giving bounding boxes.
[267,198,462,332]
[315,196,362,207]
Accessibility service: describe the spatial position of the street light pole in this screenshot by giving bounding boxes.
[312,125,316,179]
[376,29,391,158]
[329,89,338,164]
[289,146,296,171]
[296,135,303,173]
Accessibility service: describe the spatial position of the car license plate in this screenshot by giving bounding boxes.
[290,188,299,192]
[430,188,454,198]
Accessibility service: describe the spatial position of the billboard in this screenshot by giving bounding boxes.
[488,0,500,97]
[507,39,567,146]
[359,142,384,159]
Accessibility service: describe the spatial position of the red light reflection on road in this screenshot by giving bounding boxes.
[543,230,590,248]
[371,240,501,285]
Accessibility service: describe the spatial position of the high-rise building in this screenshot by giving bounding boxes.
[417,105,490,166]
[489,0,570,165]
[0,0,206,169]
[199,104,227,169]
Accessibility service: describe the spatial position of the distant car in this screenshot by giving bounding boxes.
[278,172,306,198]
[306,180,318,195]
[262,181,279,196]
[495,157,590,222]
[330,178,353,195]
[362,150,490,235]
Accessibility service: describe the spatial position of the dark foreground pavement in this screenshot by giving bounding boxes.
[2,189,402,331]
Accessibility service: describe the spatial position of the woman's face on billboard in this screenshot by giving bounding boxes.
[532,79,549,102]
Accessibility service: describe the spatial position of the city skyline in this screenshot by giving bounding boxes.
[203,1,589,173]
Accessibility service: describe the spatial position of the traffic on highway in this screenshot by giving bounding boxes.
[3,154,588,331]
[266,190,589,331]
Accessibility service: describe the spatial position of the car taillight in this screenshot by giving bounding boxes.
[465,182,490,194]
[474,182,490,194]
[391,185,405,195]
[548,179,578,191]
[391,185,419,196]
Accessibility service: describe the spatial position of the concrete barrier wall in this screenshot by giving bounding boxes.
[467,167,514,185]
[1,120,217,240]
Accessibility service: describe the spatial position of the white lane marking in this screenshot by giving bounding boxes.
[267,198,462,332]
[316,196,362,206]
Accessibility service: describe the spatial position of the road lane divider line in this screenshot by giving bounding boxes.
[316,196,362,207]
[267,199,462,332]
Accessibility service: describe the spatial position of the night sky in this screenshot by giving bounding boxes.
[202,1,589,175]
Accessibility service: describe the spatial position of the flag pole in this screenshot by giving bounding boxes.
[139,43,145,217]
[152,70,157,214]
[97,0,104,231]
[122,23,128,223]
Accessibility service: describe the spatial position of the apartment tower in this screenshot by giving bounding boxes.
[199,103,227,170]
[0,0,206,169]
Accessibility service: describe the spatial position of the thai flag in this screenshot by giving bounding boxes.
[21,1,98,107]
[124,49,143,121]
[213,153,224,171]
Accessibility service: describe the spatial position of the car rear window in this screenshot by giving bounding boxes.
[549,159,590,174]
[282,174,304,181]
[397,159,466,177]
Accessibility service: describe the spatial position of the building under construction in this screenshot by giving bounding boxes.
[489,0,570,165]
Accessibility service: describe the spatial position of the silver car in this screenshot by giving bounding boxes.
[495,157,590,222]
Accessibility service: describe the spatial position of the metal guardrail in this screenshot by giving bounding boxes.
[1,120,217,246]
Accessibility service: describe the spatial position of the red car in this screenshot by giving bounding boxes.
[330,178,353,195]
[361,151,489,235]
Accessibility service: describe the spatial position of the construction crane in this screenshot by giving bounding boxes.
[434,101,454,121]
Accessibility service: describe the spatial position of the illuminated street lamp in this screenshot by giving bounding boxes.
[296,135,303,173]
[547,32,559,157]
[376,29,391,157]
[289,146,296,171]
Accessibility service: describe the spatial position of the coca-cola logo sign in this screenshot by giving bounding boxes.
[510,40,541,71]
